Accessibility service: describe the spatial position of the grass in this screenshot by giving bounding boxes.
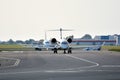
[102,46,120,52]
[0,44,24,48]
[0,44,34,51]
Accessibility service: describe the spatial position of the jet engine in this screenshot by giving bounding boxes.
[51,38,57,43]
[67,38,72,43]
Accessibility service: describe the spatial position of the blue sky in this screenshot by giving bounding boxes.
[0,0,120,41]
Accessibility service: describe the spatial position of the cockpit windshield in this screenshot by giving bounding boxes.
[61,42,68,44]
[45,42,49,44]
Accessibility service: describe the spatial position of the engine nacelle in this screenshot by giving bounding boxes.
[51,38,57,43]
[67,38,72,43]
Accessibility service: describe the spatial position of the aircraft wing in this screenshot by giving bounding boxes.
[71,44,104,51]
[71,42,105,51]
[34,44,61,51]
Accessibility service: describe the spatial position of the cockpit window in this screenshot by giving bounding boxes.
[45,42,49,44]
[61,42,68,44]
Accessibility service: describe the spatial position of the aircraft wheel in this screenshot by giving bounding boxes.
[54,48,57,54]
[63,49,66,54]
[68,48,72,54]
[35,48,41,51]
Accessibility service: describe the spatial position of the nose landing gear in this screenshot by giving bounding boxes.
[53,48,58,54]
[53,48,72,54]
[68,48,72,54]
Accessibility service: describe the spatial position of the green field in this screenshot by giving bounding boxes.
[0,44,34,51]
[102,46,120,52]
[0,44,24,48]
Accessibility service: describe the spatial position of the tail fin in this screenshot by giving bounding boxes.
[101,42,105,46]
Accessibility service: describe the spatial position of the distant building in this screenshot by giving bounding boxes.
[81,34,92,39]
[72,34,116,45]
[118,35,120,45]
[94,35,115,40]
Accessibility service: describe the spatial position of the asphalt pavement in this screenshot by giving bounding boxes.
[0,50,120,80]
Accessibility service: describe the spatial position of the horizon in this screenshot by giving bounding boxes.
[0,33,119,41]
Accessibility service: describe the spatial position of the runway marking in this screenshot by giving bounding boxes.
[0,57,21,68]
[1,51,23,53]
[65,54,99,68]
[0,69,120,75]
[102,65,120,67]
[13,51,23,53]
[13,59,21,67]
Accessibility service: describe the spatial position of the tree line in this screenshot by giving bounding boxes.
[0,35,74,45]
[0,39,41,44]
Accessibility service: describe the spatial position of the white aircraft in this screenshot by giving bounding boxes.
[83,42,105,51]
[35,28,104,52]
[35,28,73,54]
[83,45,102,51]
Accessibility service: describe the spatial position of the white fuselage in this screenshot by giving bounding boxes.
[43,39,70,50]
[59,39,69,49]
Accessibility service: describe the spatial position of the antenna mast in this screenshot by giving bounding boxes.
[60,28,62,39]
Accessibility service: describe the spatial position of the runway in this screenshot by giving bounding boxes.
[0,50,120,80]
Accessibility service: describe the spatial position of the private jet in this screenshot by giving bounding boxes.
[35,28,73,54]
[83,42,105,51]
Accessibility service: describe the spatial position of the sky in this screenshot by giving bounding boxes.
[0,0,120,41]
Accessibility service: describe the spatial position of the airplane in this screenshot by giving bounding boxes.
[83,42,105,51]
[35,28,104,52]
[47,37,72,53]
[83,45,102,51]
[35,28,73,54]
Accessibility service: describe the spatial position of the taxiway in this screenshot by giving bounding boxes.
[0,50,120,80]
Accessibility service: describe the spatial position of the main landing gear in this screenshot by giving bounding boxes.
[53,48,58,54]
[53,48,72,54]
[67,48,72,54]
[63,48,72,54]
